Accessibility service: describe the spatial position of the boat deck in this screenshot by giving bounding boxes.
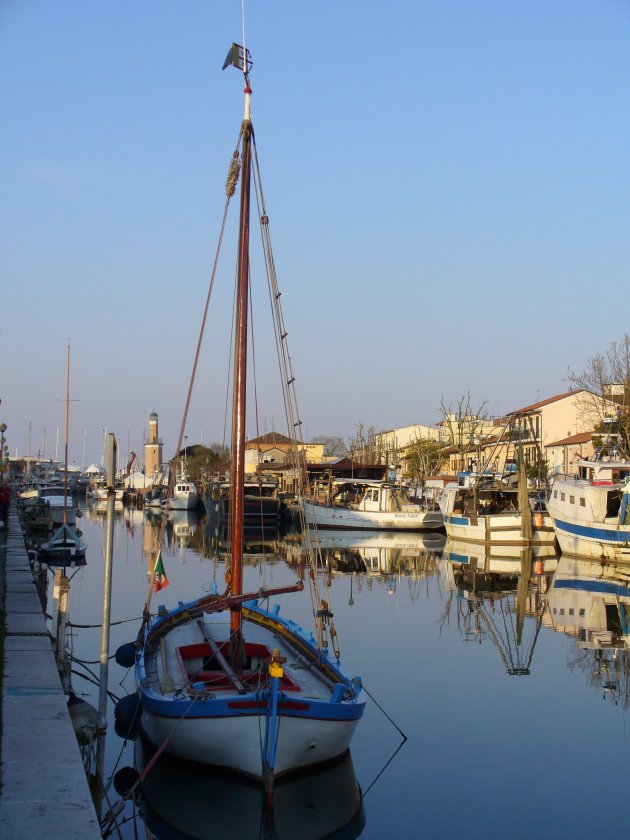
[146,614,336,701]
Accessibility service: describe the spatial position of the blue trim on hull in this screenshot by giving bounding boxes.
[554,579,630,598]
[552,517,630,545]
[140,691,365,722]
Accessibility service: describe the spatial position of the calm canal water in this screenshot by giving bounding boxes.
[41,501,630,839]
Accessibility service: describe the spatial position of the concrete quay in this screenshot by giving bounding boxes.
[0,500,101,839]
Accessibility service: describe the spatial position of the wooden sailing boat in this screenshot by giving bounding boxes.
[39,344,87,563]
[132,42,365,791]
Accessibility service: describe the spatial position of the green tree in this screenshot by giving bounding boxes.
[173,443,230,484]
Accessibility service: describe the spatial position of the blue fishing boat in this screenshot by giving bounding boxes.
[131,37,365,796]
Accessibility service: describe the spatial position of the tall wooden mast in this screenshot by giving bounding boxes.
[227,44,254,662]
[63,344,70,527]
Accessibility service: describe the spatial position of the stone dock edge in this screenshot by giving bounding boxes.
[0,500,102,839]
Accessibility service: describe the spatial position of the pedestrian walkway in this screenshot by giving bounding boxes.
[0,499,101,839]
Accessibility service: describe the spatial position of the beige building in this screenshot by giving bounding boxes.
[545,431,596,475]
[244,432,325,474]
[451,389,617,474]
[374,423,440,460]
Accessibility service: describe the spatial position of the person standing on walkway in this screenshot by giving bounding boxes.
[0,482,10,526]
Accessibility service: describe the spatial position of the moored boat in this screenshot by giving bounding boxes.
[204,477,285,528]
[438,463,554,548]
[127,37,366,794]
[546,455,630,561]
[304,479,444,532]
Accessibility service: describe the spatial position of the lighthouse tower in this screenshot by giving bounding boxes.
[144,410,163,477]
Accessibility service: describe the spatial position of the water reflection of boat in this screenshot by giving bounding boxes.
[168,508,199,537]
[86,498,124,519]
[135,735,365,840]
[548,557,630,706]
[443,537,558,576]
[311,529,446,575]
[445,545,552,675]
[548,556,630,648]
[203,520,281,561]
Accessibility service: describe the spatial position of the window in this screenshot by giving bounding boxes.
[560,493,565,501]
[553,490,558,498]
[580,498,585,507]
[570,496,575,504]
[579,608,585,616]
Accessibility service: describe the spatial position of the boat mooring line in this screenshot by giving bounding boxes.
[361,736,407,798]
[361,682,408,742]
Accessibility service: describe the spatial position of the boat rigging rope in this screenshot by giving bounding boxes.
[141,126,244,621]
[250,133,338,658]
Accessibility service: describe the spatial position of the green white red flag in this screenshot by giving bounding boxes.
[153,550,170,592]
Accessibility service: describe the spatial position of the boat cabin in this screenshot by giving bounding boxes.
[330,480,417,513]
[577,458,630,485]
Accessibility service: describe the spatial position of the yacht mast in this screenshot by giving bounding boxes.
[227,43,254,661]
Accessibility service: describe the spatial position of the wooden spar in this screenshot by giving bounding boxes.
[229,97,253,657]
[517,445,532,542]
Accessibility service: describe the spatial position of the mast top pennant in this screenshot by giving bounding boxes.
[222,43,253,73]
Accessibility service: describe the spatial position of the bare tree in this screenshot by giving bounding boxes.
[439,392,489,469]
[568,333,630,450]
[403,436,447,486]
[346,423,382,463]
[310,435,347,458]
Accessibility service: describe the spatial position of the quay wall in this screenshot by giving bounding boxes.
[0,499,101,839]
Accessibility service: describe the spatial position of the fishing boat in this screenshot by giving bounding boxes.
[168,466,199,511]
[546,453,630,561]
[438,458,555,548]
[204,476,285,529]
[304,478,444,531]
[129,40,365,793]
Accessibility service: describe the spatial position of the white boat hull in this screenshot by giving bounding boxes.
[168,490,198,511]
[442,511,555,546]
[547,475,630,561]
[136,601,365,780]
[141,703,360,778]
[304,499,443,531]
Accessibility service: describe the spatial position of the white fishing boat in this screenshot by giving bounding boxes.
[124,38,365,796]
[38,484,78,526]
[168,469,199,511]
[438,462,555,548]
[304,479,444,531]
[546,454,630,561]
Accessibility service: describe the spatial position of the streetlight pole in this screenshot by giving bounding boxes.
[0,422,7,477]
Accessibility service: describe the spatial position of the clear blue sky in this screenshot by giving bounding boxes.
[2,1,629,466]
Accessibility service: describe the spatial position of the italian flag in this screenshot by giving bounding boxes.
[153,551,170,592]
